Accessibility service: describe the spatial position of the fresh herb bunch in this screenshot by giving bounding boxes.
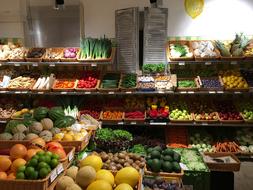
[121,74,137,88]
[113,129,133,141]
[174,44,187,57]
[95,128,133,141]
[129,144,147,155]
[143,64,166,74]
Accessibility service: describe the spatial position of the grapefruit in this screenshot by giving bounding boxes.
[87,180,112,190]
[96,170,114,186]
[115,167,139,187]
[10,144,27,159]
[11,158,26,173]
[80,155,103,171]
[115,183,134,190]
[0,157,12,172]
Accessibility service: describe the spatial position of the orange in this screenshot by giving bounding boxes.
[25,149,41,161]
[10,144,27,159]
[0,172,7,179]
[7,173,16,180]
[11,158,26,173]
[0,157,12,172]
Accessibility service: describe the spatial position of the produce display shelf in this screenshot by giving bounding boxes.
[0,61,113,66]
[168,60,251,65]
[101,121,253,127]
[0,90,252,96]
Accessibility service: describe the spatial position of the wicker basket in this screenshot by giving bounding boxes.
[144,165,184,178]
[52,79,77,92]
[75,79,100,92]
[204,152,241,172]
[60,48,79,62]
[167,40,194,61]
[197,76,224,91]
[119,74,137,92]
[98,72,121,92]
[42,48,63,62]
[193,112,219,123]
[169,114,194,123]
[100,111,124,122]
[218,114,244,123]
[190,40,221,61]
[25,48,46,62]
[77,47,116,62]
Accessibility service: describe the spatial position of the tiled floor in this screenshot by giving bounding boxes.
[234,162,253,190]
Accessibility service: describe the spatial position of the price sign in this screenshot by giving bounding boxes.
[150,122,167,126]
[50,169,58,183]
[179,62,185,66]
[217,91,224,94]
[201,123,208,126]
[208,91,216,94]
[38,92,44,94]
[85,92,91,94]
[68,151,74,162]
[180,91,187,94]
[32,63,38,67]
[108,92,114,94]
[56,163,64,175]
[205,62,212,65]
[130,122,137,125]
[15,91,21,94]
[14,63,20,67]
[234,91,242,94]
[91,63,97,67]
[118,122,124,125]
[60,92,67,94]
[158,91,165,94]
[49,64,55,67]
[188,91,194,94]
[126,91,132,94]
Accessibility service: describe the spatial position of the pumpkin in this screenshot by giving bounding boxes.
[39,130,53,142]
[10,144,27,159]
[12,133,26,140]
[41,118,53,130]
[30,122,43,134]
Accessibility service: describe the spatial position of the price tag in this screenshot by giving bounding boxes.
[234,91,242,94]
[130,122,137,125]
[201,123,208,126]
[231,61,237,65]
[126,91,132,94]
[205,62,212,65]
[217,91,224,94]
[56,163,64,175]
[209,91,216,94]
[91,63,97,67]
[49,64,55,67]
[118,122,124,125]
[0,63,2,66]
[0,91,6,93]
[188,91,194,94]
[179,163,188,170]
[38,92,44,94]
[150,122,167,126]
[32,63,38,67]
[50,169,58,183]
[14,63,20,67]
[179,62,185,66]
[167,91,174,94]
[179,91,187,94]
[60,92,67,94]
[158,91,165,94]
[108,92,114,94]
[68,151,74,162]
[15,91,21,94]
[85,92,91,94]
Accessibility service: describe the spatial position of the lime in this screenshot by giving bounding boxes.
[44,155,51,164]
[50,159,59,169]
[25,167,35,178]
[39,168,49,179]
[47,167,52,173]
[38,162,49,170]
[45,151,53,158]
[30,171,38,180]
[29,158,38,167]
[17,166,26,173]
[52,154,60,160]
[33,155,39,160]
[37,151,45,157]
[39,156,46,163]
[16,172,25,179]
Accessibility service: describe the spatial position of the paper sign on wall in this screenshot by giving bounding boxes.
[185,0,204,19]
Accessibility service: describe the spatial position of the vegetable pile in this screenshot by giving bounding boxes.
[26,48,45,59]
[192,41,217,58]
[146,97,169,119]
[214,141,241,153]
[102,111,123,120]
[79,37,112,60]
[189,131,213,152]
[63,48,78,59]
[143,176,182,190]
[120,74,137,89]
[125,111,145,120]
[54,80,76,89]
[100,73,120,89]
[143,64,166,74]
[77,71,99,89]
[178,80,196,88]
[170,43,193,58]
[8,76,36,89]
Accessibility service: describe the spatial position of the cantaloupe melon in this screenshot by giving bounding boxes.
[76,166,96,188]
[87,180,112,190]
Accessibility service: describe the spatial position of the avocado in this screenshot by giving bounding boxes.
[163,155,173,162]
[151,159,161,172]
[173,152,181,162]
[147,159,153,167]
[172,162,181,173]
[163,148,174,156]
[150,150,161,159]
[153,146,162,153]
[147,147,153,154]
[162,161,173,173]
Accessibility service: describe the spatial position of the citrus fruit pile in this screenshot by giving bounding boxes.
[16,151,60,180]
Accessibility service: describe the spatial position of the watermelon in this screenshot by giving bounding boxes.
[48,107,65,121]
[33,107,49,121]
[23,118,36,127]
[5,120,22,133]
[54,116,76,128]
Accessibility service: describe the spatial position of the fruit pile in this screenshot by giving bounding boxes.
[192,102,218,121]
[77,71,99,89]
[169,102,192,121]
[155,75,175,90]
[220,70,248,89]
[146,146,181,173]
[56,154,140,190]
[200,78,222,89]
[53,128,88,141]
[11,108,32,119]
[98,151,145,171]
[143,176,182,190]
[146,97,169,120]
[216,102,242,121]
[189,132,213,152]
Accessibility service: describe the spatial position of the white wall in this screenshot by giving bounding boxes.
[83,0,253,39]
[1,0,253,39]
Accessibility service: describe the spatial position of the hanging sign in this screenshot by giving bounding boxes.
[185,0,204,19]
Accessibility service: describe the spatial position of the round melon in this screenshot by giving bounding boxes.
[115,183,134,190]
[56,176,75,190]
[87,180,112,190]
[66,184,82,190]
[96,169,114,186]
[80,155,103,171]
[115,167,139,187]
[66,166,78,180]
[41,118,53,130]
[76,166,96,188]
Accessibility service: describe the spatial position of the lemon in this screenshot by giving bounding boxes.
[62,134,73,141]
[87,180,112,190]
[96,170,114,186]
[115,183,133,190]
